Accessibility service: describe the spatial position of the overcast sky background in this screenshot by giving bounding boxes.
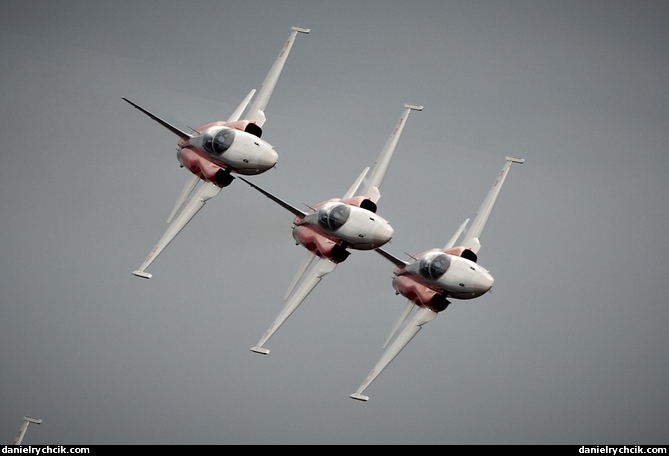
[1,0,667,445]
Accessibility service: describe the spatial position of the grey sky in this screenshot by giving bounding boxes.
[1,0,667,445]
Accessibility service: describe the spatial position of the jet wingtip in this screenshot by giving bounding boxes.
[349,393,369,402]
[404,103,424,111]
[292,26,311,33]
[132,270,152,279]
[506,156,525,164]
[250,347,270,355]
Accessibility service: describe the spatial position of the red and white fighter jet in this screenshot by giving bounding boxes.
[350,156,525,401]
[124,26,310,279]
[238,103,424,355]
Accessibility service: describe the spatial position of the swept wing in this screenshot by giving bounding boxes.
[352,156,525,400]
[129,27,309,278]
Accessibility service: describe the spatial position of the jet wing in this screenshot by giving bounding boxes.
[251,255,337,354]
[350,306,438,402]
[342,167,369,199]
[374,247,409,268]
[444,218,469,250]
[122,97,192,140]
[166,174,201,224]
[357,103,423,203]
[460,156,524,254]
[245,26,310,128]
[132,181,222,279]
[236,176,306,217]
[382,299,415,349]
[226,89,256,123]
[283,249,316,300]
